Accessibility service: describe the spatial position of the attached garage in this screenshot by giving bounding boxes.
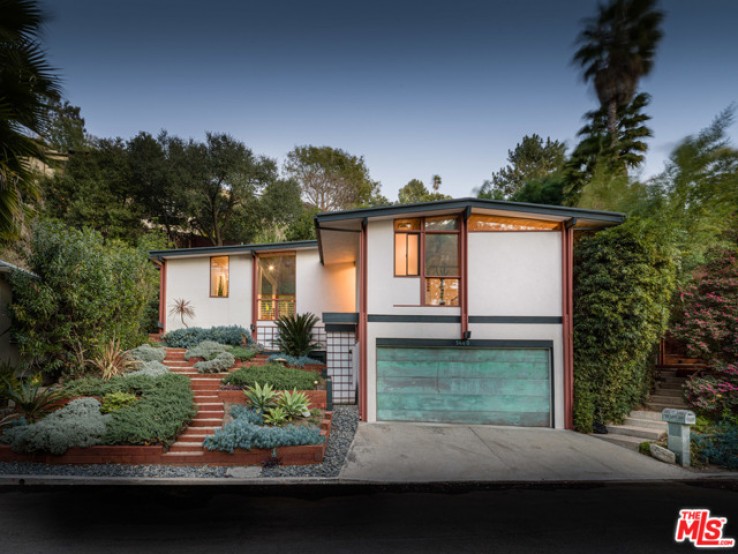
[376,341,553,427]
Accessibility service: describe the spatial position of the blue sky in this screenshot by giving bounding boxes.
[41,0,738,200]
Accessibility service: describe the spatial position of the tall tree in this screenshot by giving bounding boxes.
[573,0,663,141]
[397,178,451,204]
[284,145,381,211]
[0,0,60,241]
[39,98,86,154]
[185,133,277,246]
[477,134,566,200]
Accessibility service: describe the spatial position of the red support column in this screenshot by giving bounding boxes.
[358,219,368,421]
[460,213,469,339]
[158,260,167,334]
[251,253,258,342]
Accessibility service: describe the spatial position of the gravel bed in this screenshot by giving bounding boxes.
[262,404,359,478]
[0,405,359,480]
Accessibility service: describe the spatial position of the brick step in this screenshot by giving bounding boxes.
[165,353,186,360]
[168,442,204,453]
[194,395,219,401]
[179,428,218,439]
[195,411,225,420]
[623,416,668,430]
[590,433,647,452]
[652,387,684,397]
[190,418,224,427]
[188,374,228,380]
[194,402,224,409]
[190,382,223,391]
[649,394,687,406]
[605,424,664,441]
[629,410,663,421]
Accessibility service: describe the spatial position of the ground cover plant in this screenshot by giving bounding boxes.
[63,373,195,446]
[266,354,323,368]
[222,363,319,391]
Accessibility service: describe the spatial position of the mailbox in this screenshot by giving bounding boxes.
[661,408,696,467]
[661,409,696,425]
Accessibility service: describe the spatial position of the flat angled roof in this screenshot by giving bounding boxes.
[149,240,318,260]
[314,197,626,225]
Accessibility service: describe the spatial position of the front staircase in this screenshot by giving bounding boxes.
[161,348,227,460]
[592,367,691,451]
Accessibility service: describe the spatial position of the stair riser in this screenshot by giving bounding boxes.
[649,395,687,405]
[629,410,663,421]
[605,425,663,440]
[652,388,685,397]
[190,419,223,427]
[623,418,668,430]
[169,444,203,453]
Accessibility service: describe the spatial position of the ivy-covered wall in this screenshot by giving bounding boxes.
[573,219,676,432]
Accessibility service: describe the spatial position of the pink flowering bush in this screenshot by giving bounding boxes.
[684,363,738,420]
[672,248,738,364]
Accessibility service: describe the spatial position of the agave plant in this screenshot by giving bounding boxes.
[277,388,311,420]
[1,377,64,422]
[244,382,278,413]
[89,338,136,380]
[263,406,289,427]
[275,312,320,357]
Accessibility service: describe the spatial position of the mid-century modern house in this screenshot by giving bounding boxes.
[150,198,625,429]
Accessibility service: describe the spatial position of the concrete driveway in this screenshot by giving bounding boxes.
[339,422,697,482]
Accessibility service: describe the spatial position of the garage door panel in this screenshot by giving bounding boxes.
[376,409,551,427]
[376,346,552,427]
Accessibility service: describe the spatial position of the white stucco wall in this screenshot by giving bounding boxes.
[296,250,356,316]
[468,232,562,317]
[164,254,253,332]
[0,277,18,364]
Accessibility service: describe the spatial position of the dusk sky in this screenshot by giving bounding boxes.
[41,0,738,199]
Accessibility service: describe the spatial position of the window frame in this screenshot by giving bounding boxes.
[256,252,297,321]
[209,255,230,298]
[393,215,461,307]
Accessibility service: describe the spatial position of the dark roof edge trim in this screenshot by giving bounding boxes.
[149,240,319,259]
[315,197,626,224]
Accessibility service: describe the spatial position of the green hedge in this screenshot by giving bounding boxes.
[63,373,195,446]
[573,219,676,432]
[222,363,318,390]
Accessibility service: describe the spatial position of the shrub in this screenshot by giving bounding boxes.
[127,360,169,377]
[203,408,324,453]
[275,313,320,357]
[100,391,138,414]
[672,246,738,364]
[1,378,65,422]
[222,364,318,390]
[8,221,156,375]
[162,326,252,348]
[63,373,195,446]
[194,352,235,374]
[128,344,166,363]
[185,341,228,360]
[693,423,738,469]
[266,354,323,367]
[244,382,278,412]
[573,220,676,432]
[227,346,257,361]
[684,363,738,420]
[230,405,264,425]
[4,398,109,455]
[89,338,137,380]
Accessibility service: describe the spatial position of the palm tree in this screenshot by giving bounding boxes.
[0,0,60,240]
[573,0,663,143]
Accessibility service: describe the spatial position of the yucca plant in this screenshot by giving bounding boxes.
[89,338,136,380]
[275,312,320,357]
[1,377,64,422]
[169,298,195,328]
[244,382,278,413]
[277,388,311,420]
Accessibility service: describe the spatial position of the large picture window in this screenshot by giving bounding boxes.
[210,256,229,297]
[393,215,460,306]
[256,254,296,320]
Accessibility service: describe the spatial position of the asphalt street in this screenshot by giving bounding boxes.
[0,481,736,553]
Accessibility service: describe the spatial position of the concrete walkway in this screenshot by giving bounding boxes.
[339,422,698,482]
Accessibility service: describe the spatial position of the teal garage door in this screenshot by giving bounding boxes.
[376,346,552,427]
